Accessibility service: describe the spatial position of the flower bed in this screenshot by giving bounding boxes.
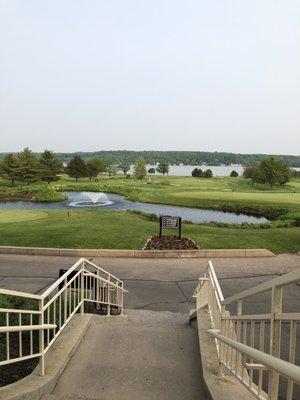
[143,235,198,250]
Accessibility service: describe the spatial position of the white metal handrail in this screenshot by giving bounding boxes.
[0,258,126,377]
[193,261,300,400]
[208,330,300,385]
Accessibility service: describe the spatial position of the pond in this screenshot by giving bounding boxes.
[0,191,268,225]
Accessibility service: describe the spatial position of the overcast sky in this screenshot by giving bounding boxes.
[0,1,299,154]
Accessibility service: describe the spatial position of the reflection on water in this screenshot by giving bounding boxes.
[0,191,268,225]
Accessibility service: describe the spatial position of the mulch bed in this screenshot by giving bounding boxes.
[143,235,199,250]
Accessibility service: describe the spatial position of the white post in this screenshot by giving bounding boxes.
[39,298,45,376]
[80,261,85,314]
[107,275,111,316]
[268,285,283,399]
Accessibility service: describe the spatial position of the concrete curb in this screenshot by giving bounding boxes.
[0,314,93,400]
[0,246,275,258]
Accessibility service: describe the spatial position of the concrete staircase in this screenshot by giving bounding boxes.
[43,310,206,400]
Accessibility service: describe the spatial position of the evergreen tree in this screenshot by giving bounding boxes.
[16,148,41,185]
[39,150,62,184]
[66,155,87,181]
[133,157,147,180]
[230,170,239,177]
[156,162,169,175]
[191,168,203,177]
[203,169,213,178]
[0,153,19,186]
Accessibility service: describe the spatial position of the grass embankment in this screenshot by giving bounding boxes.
[0,209,299,253]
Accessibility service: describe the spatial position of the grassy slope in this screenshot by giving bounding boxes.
[0,209,299,253]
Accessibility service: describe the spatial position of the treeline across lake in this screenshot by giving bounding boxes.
[1,151,300,167]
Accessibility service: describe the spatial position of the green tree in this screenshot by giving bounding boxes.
[0,153,19,186]
[253,157,291,188]
[66,155,87,181]
[148,167,156,174]
[16,148,41,185]
[39,150,62,184]
[133,157,147,180]
[88,156,107,174]
[156,162,169,175]
[191,168,203,177]
[118,161,130,176]
[230,170,239,177]
[203,169,213,178]
[86,160,99,181]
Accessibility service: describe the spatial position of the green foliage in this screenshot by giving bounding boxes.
[156,162,169,175]
[133,157,147,180]
[2,150,298,167]
[86,160,99,181]
[191,168,203,177]
[16,148,41,185]
[253,157,292,188]
[66,155,87,181]
[0,153,19,186]
[39,150,62,184]
[88,156,107,173]
[203,169,213,178]
[230,170,239,177]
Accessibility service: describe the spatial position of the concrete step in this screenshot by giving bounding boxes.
[51,310,206,400]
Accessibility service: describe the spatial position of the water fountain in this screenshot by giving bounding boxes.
[67,192,114,207]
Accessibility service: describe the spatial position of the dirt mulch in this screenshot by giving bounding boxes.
[143,235,199,250]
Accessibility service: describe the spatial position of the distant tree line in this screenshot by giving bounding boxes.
[1,151,299,167]
[0,150,297,188]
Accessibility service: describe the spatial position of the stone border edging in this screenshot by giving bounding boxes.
[0,314,93,400]
[0,246,275,258]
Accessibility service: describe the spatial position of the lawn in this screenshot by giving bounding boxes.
[0,209,299,254]
[0,175,299,253]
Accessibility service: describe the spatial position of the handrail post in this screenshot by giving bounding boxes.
[120,282,124,315]
[107,275,111,316]
[38,298,45,376]
[80,260,85,314]
[268,285,283,400]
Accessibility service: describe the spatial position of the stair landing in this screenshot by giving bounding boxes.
[50,310,205,400]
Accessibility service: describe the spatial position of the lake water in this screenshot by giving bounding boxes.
[0,192,268,225]
[130,165,300,177]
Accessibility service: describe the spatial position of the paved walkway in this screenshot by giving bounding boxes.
[48,310,205,400]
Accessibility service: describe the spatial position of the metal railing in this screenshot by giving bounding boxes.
[0,258,127,375]
[193,261,300,400]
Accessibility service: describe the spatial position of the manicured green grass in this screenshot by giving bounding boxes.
[0,209,299,254]
[0,210,48,223]
[0,175,299,253]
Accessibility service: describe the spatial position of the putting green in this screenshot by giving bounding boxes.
[0,210,48,224]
